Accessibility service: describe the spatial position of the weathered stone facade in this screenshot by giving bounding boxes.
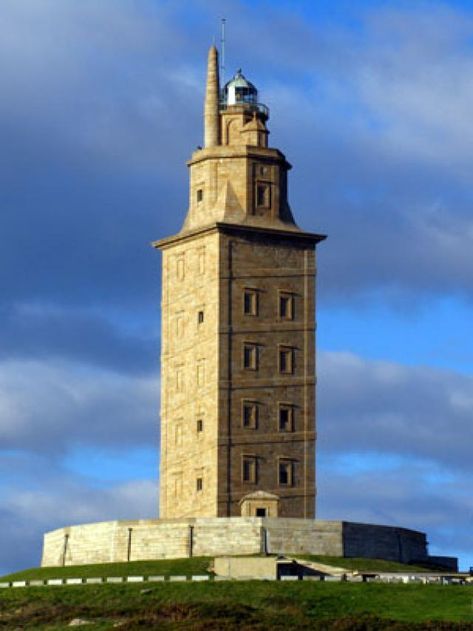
[154,46,325,519]
[41,518,431,567]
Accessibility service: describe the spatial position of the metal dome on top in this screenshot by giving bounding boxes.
[222,69,257,105]
[221,69,269,117]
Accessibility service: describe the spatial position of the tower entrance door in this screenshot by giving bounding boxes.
[239,491,280,517]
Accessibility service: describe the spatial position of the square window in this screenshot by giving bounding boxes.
[196,477,203,491]
[196,188,203,202]
[243,344,258,370]
[279,461,293,486]
[279,405,293,432]
[242,456,257,483]
[279,347,294,374]
[256,507,266,517]
[279,293,294,320]
[243,289,258,316]
[242,401,258,429]
[196,419,203,432]
[197,310,204,324]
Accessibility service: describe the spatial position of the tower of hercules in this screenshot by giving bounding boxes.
[40,46,453,574]
[154,46,325,520]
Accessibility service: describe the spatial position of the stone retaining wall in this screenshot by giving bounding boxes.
[41,517,430,567]
[342,522,428,563]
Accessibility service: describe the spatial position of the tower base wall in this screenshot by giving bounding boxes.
[41,517,442,568]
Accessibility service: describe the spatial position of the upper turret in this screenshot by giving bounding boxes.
[180,46,300,235]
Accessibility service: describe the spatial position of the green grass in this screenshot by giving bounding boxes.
[1,555,438,583]
[1,557,212,582]
[0,582,472,630]
[295,555,436,573]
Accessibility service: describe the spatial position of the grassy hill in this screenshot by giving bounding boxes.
[1,581,473,629]
[1,557,472,630]
[0,554,440,583]
[1,557,212,582]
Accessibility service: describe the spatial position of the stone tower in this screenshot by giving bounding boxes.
[154,46,325,520]
[42,46,449,575]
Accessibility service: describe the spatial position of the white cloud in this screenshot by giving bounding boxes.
[7,479,156,528]
[0,358,158,454]
[0,0,203,175]
[0,468,156,574]
[318,351,473,471]
[353,9,473,174]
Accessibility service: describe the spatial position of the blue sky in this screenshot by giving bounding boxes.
[1,0,472,573]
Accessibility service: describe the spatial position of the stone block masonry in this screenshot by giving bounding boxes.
[41,517,433,567]
[154,46,325,521]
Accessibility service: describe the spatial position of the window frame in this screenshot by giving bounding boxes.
[198,247,206,275]
[278,345,294,374]
[196,359,205,387]
[174,421,183,446]
[278,404,294,432]
[175,366,184,392]
[243,343,258,370]
[242,400,258,429]
[176,256,185,281]
[242,455,257,484]
[278,459,294,487]
[175,313,184,338]
[279,291,295,320]
[243,288,258,316]
[255,181,271,210]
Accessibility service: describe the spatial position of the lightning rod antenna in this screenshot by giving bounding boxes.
[220,18,226,83]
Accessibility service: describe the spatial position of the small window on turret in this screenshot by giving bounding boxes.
[196,189,203,202]
[256,183,270,209]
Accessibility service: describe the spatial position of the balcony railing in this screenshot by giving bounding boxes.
[220,101,269,118]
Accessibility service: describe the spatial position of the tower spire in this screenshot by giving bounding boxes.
[204,45,220,147]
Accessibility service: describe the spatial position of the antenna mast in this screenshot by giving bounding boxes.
[220,18,226,83]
